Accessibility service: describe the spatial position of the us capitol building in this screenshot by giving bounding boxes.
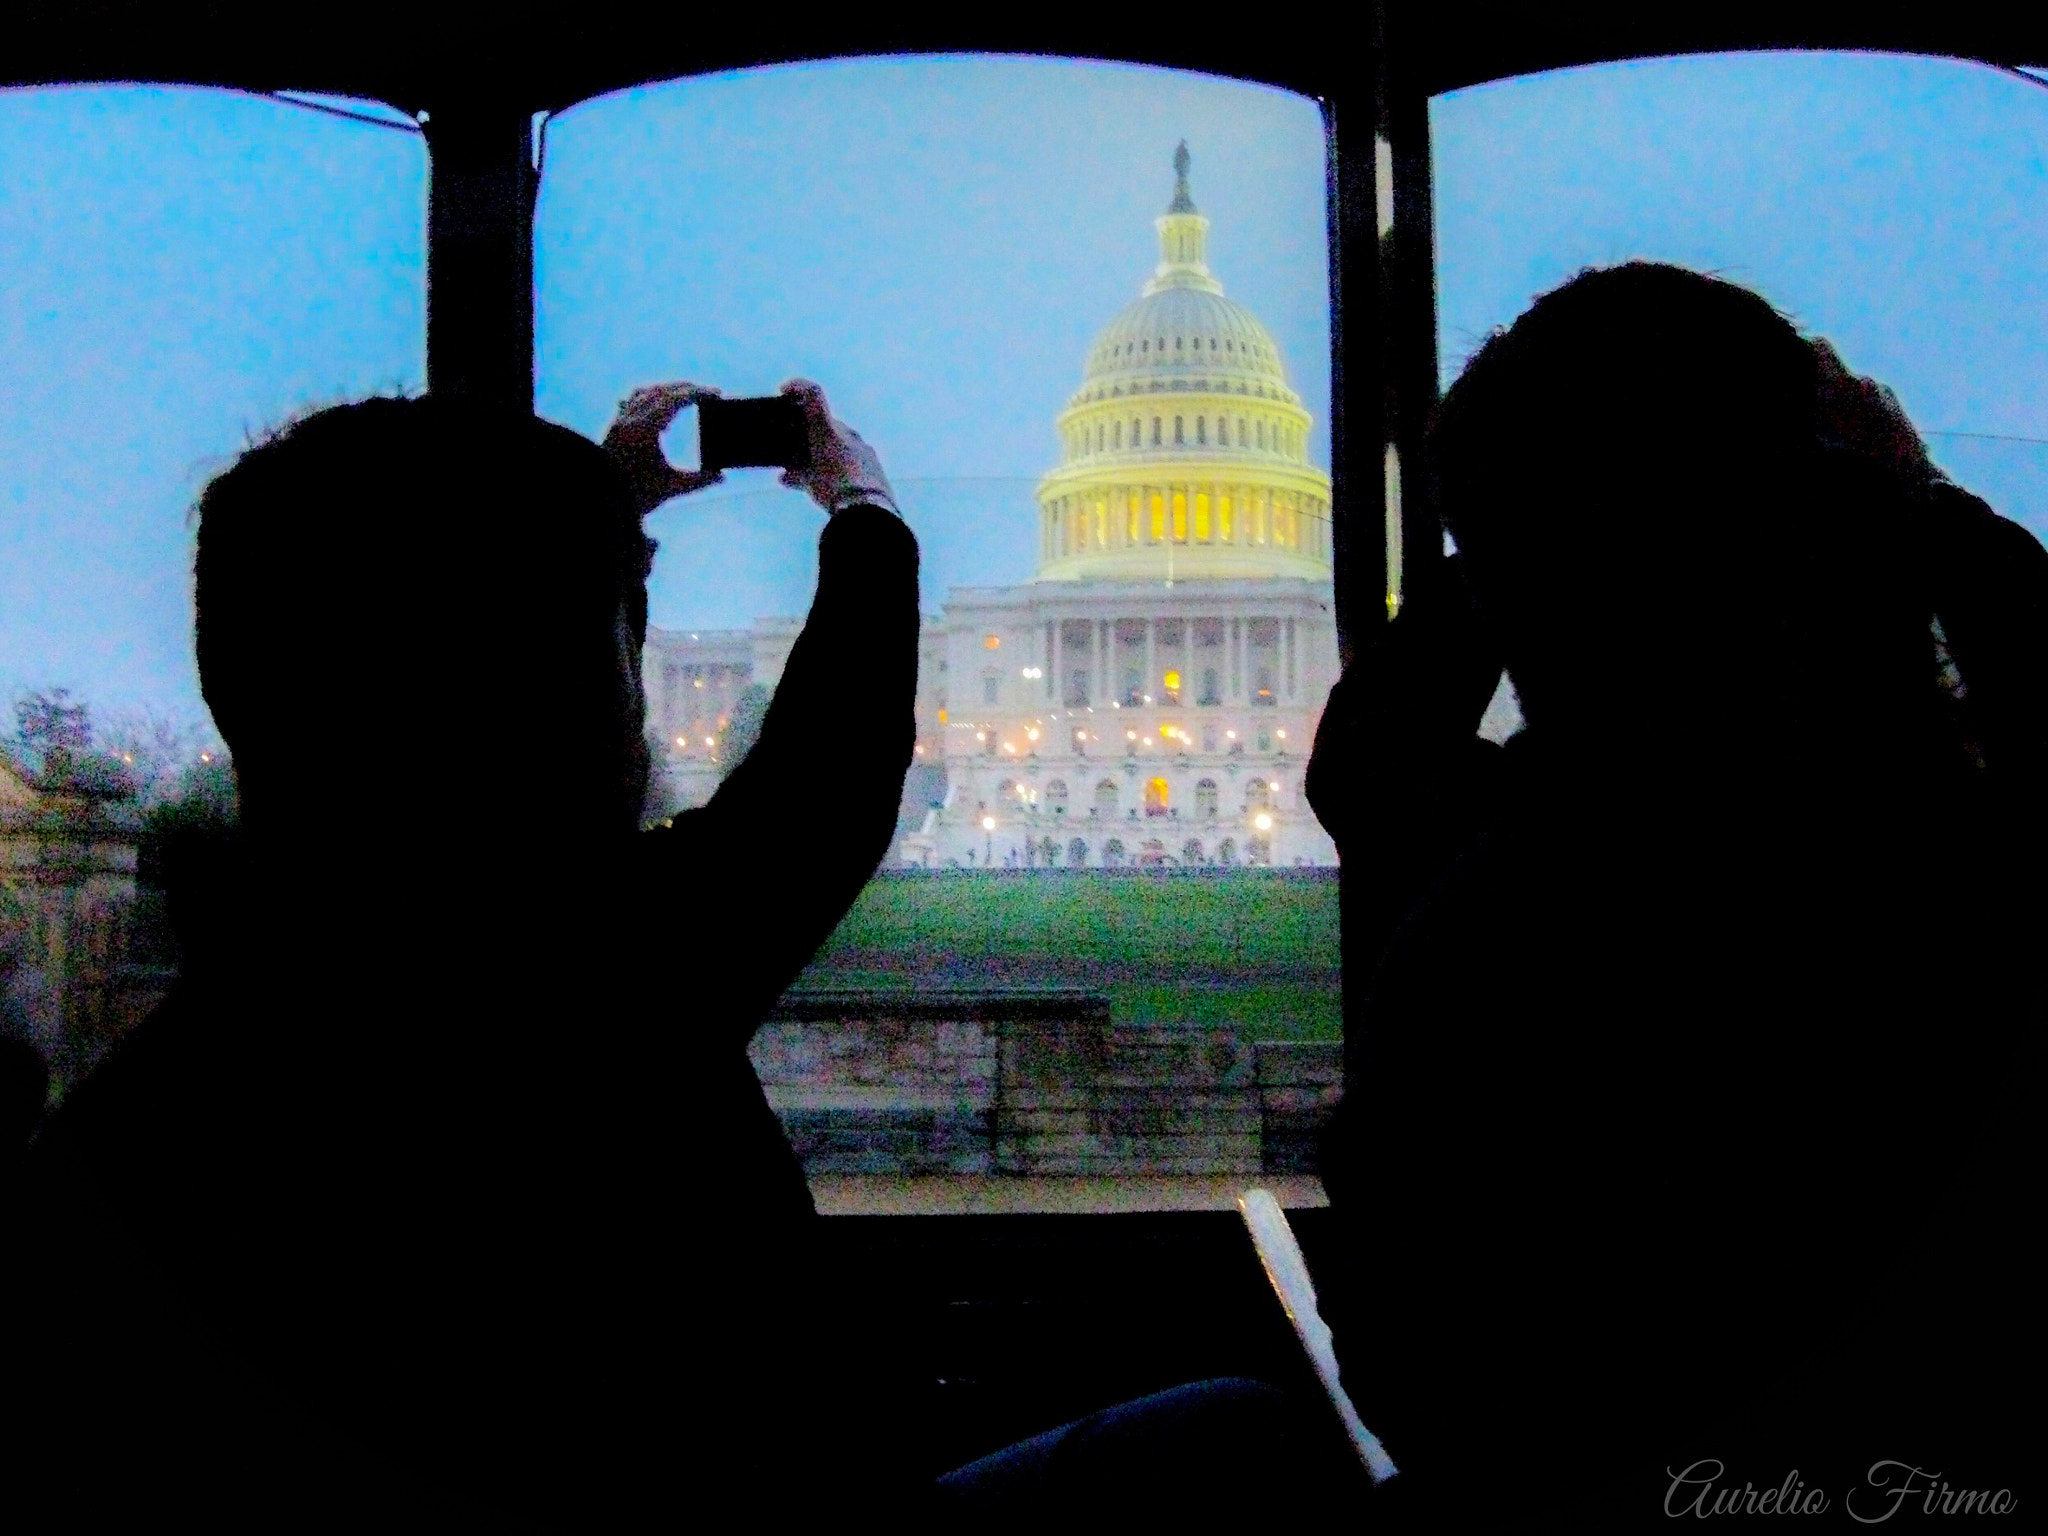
[645,146,1340,868]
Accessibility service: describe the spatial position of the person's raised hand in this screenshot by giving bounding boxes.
[777,379,900,517]
[603,382,726,516]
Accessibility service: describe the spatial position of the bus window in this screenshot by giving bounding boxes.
[1,85,425,1091]
[535,57,1340,1212]
[1434,52,2048,558]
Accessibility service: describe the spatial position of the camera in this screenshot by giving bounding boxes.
[697,395,812,474]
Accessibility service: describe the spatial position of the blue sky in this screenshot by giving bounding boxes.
[3,52,2044,737]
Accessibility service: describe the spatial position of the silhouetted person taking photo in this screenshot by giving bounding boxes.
[1307,263,2041,1529]
[11,380,922,1520]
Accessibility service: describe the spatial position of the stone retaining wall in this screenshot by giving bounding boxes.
[749,988,1341,1177]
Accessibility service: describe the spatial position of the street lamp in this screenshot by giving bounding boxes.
[981,813,996,866]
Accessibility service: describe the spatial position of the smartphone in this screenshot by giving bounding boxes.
[697,395,812,474]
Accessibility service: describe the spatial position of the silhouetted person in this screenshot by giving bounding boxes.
[1307,264,2041,1528]
[9,381,921,1521]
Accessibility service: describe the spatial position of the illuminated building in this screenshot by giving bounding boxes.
[646,147,1340,867]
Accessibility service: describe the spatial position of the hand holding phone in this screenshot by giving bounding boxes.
[602,382,727,516]
[776,379,900,517]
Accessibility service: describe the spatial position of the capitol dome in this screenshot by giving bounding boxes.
[1036,144,1332,584]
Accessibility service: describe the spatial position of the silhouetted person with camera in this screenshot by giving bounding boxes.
[1307,263,2040,1529]
[11,380,922,1520]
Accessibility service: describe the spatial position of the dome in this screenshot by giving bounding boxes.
[1033,144,1332,586]
[1068,142,1300,410]
[1077,289,1298,408]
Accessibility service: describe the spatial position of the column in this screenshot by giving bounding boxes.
[1144,620,1156,704]
[1233,618,1246,701]
[1285,618,1297,699]
[1098,620,1111,701]
[1050,621,1063,705]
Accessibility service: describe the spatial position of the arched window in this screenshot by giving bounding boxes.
[1104,837,1125,867]
[1113,421,1123,449]
[1151,417,1162,447]
[1218,837,1237,866]
[1068,838,1088,868]
[1173,415,1184,445]
[983,670,1001,704]
[1247,834,1272,866]
[1216,418,1229,446]
[1183,838,1205,865]
[1040,836,1060,866]
[1257,420,1266,449]
[1196,416,1207,445]
[1237,417,1248,447]
[1095,778,1119,816]
[1201,669,1220,706]
[1173,335,1182,350]
[1132,417,1141,446]
[1141,339,1149,353]
[1196,779,1219,819]
[1245,779,1272,812]
[1094,423,1103,452]
[1145,777,1169,816]
[1046,779,1069,816]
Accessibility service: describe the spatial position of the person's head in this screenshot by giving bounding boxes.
[1430,262,1928,741]
[194,397,653,847]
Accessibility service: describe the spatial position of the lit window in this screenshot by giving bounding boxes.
[984,634,1001,649]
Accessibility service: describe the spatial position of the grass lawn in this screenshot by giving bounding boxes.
[793,869,1343,1041]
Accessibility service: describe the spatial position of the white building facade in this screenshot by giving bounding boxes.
[646,147,1341,867]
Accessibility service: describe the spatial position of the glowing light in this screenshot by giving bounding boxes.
[981,815,996,831]
[1255,812,1273,831]
[1027,728,1040,741]
[1276,729,1288,739]
[1126,730,1137,740]
[938,709,948,724]
[1226,731,1236,740]
[1003,743,1017,754]
[675,737,687,747]
[199,753,212,763]
[694,678,705,688]
[977,732,988,742]
[1143,738,1154,747]
[1163,670,1181,692]
[705,737,716,748]
[1269,781,1282,792]
[984,635,1001,650]
[915,745,925,755]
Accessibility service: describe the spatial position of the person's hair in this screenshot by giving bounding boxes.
[194,396,648,768]
[1426,262,1943,741]
[1432,261,1816,600]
